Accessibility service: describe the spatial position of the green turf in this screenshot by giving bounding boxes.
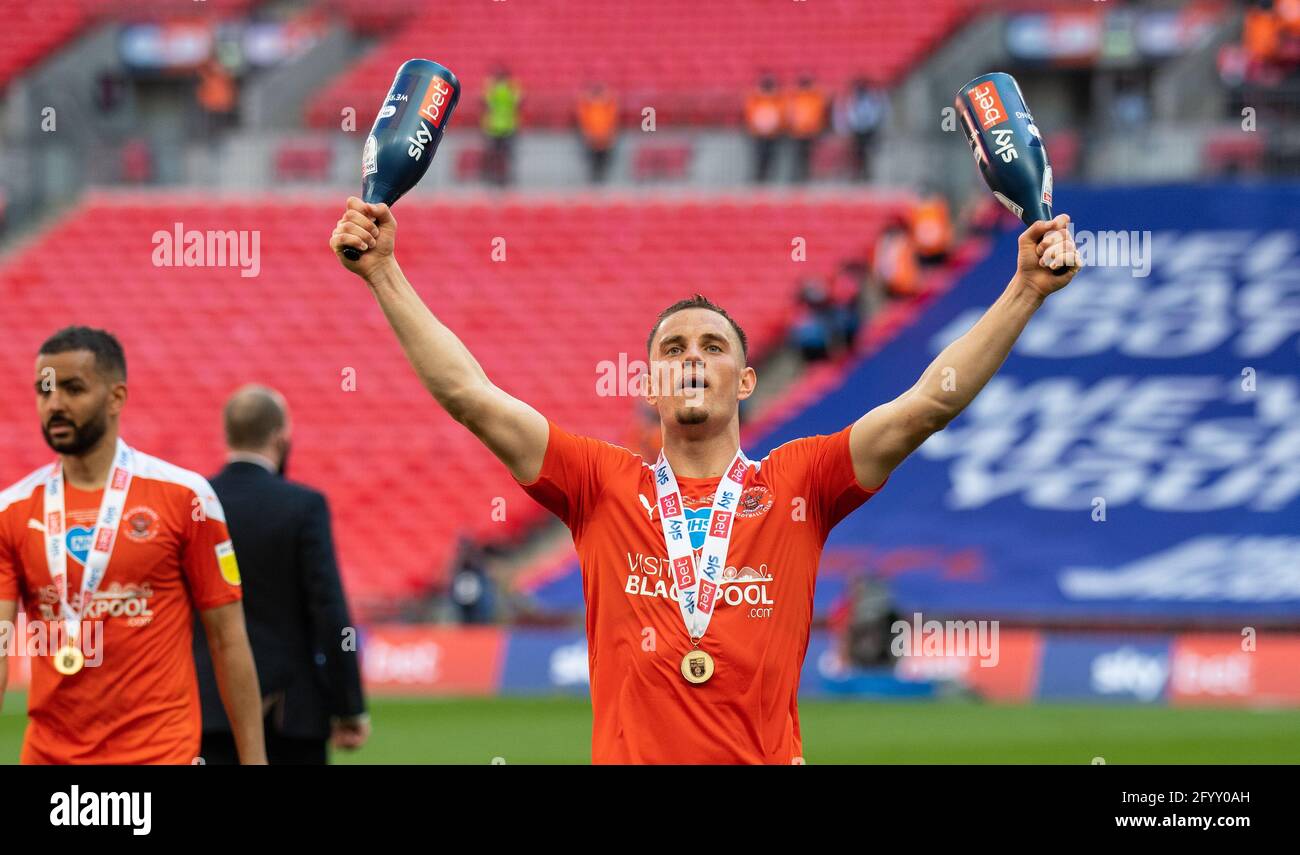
[5,692,1299,763]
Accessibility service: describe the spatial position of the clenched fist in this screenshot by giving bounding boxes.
[330,197,397,281]
[1017,213,1080,299]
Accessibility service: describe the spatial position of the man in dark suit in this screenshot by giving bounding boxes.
[194,385,369,764]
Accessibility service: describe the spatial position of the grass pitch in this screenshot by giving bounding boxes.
[5,693,1296,764]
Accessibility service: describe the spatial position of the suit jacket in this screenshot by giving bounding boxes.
[193,461,365,740]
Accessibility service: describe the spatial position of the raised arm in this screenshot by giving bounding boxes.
[849,215,1079,489]
[330,197,549,482]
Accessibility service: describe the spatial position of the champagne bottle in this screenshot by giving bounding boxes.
[343,59,461,261]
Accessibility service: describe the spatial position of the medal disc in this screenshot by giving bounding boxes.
[680,649,715,684]
[54,645,84,676]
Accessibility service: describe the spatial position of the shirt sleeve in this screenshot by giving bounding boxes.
[794,425,887,538]
[811,423,883,535]
[182,479,243,611]
[513,419,621,537]
[0,510,19,602]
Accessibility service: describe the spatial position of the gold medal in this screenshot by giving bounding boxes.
[54,644,84,676]
[680,648,715,685]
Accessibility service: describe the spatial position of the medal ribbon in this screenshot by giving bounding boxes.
[652,447,750,642]
[42,437,134,649]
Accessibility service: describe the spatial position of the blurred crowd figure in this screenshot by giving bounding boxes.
[481,66,522,186]
[787,195,957,364]
[834,77,891,180]
[449,537,496,624]
[744,75,785,181]
[829,577,903,669]
[1220,0,1300,93]
[786,76,830,181]
[1107,71,1151,130]
[197,59,238,135]
[745,73,888,182]
[576,83,619,182]
[1214,0,1300,171]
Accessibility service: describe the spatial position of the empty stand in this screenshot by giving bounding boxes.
[0,0,266,92]
[307,0,975,129]
[0,0,86,90]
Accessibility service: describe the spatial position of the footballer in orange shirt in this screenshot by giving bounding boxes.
[0,327,267,764]
[331,197,1079,764]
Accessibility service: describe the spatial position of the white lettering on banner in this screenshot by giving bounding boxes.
[931,231,1300,359]
[549,642,590,686]
[890,614,1000,667]
[1091,647,1168,702]
[361,637,440,684]
[919,375,1300,511]
[1172,651,1252,696]
[1059,536,1300,602]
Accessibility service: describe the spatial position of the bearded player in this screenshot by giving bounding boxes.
[331,196,1078,764]
[0,327,267,764]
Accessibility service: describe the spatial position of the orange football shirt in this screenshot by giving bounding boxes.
[0,449,242,764]
[516,419,883,764]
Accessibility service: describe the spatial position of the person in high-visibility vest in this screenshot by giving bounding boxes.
[786,76,828,183]
[197,59,237,136]
[481,68,522,186]
[872,218,920,299]
[577,83,619,183]
[744,75,785,182]
[910,195,954,264]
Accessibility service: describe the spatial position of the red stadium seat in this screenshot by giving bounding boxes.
[305,0,978,129]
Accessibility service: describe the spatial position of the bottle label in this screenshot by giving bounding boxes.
[993,191,1023,221]
[362,134,378,178]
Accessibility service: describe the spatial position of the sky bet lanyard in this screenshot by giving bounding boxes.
[42,438,134,674]
[652,446,751,678]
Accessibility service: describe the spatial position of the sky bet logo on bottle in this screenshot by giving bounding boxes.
[967,81,1008,129]
[419,77,454,128]
[407,77,454,160]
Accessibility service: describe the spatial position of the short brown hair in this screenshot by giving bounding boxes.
[224,385,286,450]
[646,294,748,363]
